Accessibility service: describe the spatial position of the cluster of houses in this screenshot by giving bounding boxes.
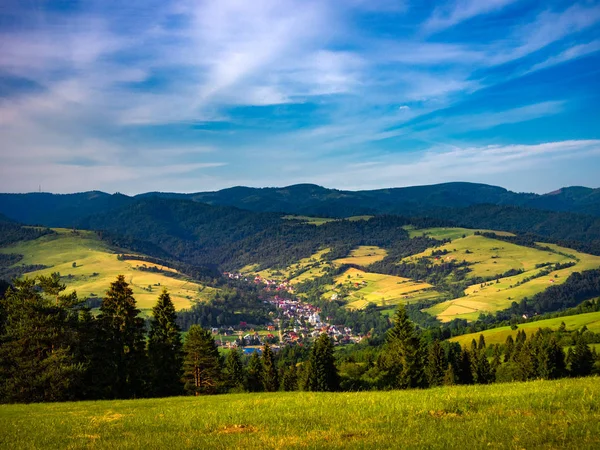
[216,273,365,349]
[223,272,293,293]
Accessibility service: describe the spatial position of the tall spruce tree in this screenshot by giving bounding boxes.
[537,336,566,380]
[224,348,245,392]
[304,333,339,392]
[384,305,426,389]
[426,340,447,387]
[182,325,222,395]
[148,289,183,397]
[283,364,299,391]
[456,347,474,385]
[246,351,264,392]
[568,336,594,377]
[261,343,279,392]
[96,275,147,399]
[0,277,83,403]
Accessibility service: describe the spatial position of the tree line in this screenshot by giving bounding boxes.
[1,274,598,404]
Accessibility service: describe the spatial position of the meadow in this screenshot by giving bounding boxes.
[330,267,441,309]
[1,377,599,449]
[416,234,600,322]
[450,310,600,347]
[0,229,217,312]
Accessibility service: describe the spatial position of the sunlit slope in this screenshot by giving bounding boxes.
[449,311,600,347]
[412,235,600,322]
[333,246,387,266]
[328,267,441,309]
[0,229,216,310]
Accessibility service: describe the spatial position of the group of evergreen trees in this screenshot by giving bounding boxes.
[1,275,598,404]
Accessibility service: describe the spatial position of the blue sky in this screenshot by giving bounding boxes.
[0,0,599,194]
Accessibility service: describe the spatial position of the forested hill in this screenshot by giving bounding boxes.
[2,183,600,227]
[141,182,600,217]
[77,197,424,270]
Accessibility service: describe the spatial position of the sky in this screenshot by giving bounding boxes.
[0,0,599,195]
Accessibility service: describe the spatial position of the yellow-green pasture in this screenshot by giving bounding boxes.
[424,239,600,322]
[2,378,600,449]
[333,245,387,266]
[404,234,573,278]
[0,229,217,311]
[405,226,514,240]
[449,311,600,347]
[282,215,336,226]
[249,248,333,284]
[332,267,442,309]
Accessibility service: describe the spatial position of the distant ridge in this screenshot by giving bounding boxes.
[1,182,600,225]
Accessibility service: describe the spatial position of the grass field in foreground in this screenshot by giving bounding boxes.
[0,229,217,312]
[450,310,600,347]
[1,377,599,449]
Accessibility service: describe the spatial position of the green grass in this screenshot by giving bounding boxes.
[450,311,600,347]
[333,245,387,266]
[1,377,599,449]
[332,267,442,309]
[413,233,600,322]
[0,229,217,312]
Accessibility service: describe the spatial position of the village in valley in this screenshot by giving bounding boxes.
[220,272,364,353]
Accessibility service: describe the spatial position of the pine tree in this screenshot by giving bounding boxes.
[504,335,515,362]
[456,347,474,385]
[384,305,426,389]
[224,348,245,392]
[96,275,147,399]
[537,336,566,380]
[0,278,83,403]
[304,333,339,392]
[490,344,502,381]
[261,343,279,392]
[478,334,486,351]
[148,289,183,397]
[182,325,222,395]
[568,336,594,377]
[426,340,447,387]
[283,364,299,391]
[443,363,456,386]
[246,351,264,392]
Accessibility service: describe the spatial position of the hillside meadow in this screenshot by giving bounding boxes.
[0,229,217,312]
[450,311,600,347]
[1,377,599,449]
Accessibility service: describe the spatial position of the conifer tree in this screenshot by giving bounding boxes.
[456,347,474,385]
[283,364,299,391]
[568,336,594,377]
[504,335,515,362]
[261,343,279,392]
[182,325,222,395]
[426,340,447,387]
[0,278,83,403]
[224,348,245,392]
[384,305,426,389]
[148,289,183,397]
[537,336,566,380]
[443,363,456,385]
[246,351,264,392]
[304,333,339,392]
[490,344,502,381]
[96,275,147,398]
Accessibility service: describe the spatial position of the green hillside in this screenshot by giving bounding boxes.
[450,311,600,347]
[0,229,217,311]
[1,377,599,449]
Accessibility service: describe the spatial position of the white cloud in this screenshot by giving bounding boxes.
[423,0,519,34]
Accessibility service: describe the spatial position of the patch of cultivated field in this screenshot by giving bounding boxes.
[250,248,332,284]
[404,234,571,278]
[405,226,514,240]
[405,233,600,322]
[333,245,387,266]
[449,311,600,347]
[282,215,336,226]
[0,229,217,311]
[2,378,600,449]
[332,267,441,309]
